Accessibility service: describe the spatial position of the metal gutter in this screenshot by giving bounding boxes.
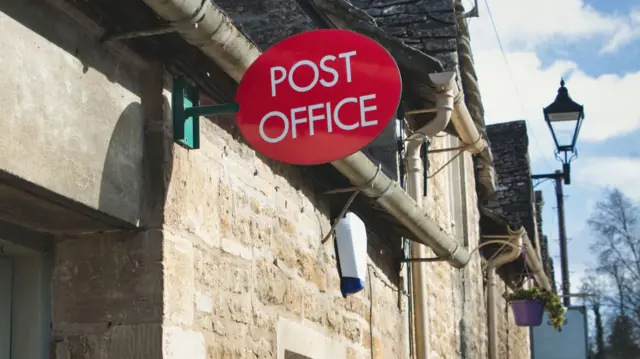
[141,0,472,267]
[332,153,470,267]
[524,234,552,291]
[482,208,553,292]
[141,0,261,82]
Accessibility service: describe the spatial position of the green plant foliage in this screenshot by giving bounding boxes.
[503,287,566,331]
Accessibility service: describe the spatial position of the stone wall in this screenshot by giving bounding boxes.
[159,70,409,358]
[48,63,533,359]
[535,190,558,293]
[27,2,531,359]
[52,231,164,359]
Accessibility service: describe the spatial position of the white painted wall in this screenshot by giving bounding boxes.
[0,1,146,225]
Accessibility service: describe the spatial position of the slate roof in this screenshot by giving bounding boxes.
[214,0,446,107]
[352,0,461,71]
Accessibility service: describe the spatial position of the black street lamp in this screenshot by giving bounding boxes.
[532,79,585,307]
[542,78,585,185]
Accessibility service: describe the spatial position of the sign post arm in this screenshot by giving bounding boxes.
[184,103,239,117]
[172,76,239,150]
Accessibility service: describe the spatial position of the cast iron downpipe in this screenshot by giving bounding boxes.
[141,0,473,267]
[486,229,523,359]
[404,72,455,359]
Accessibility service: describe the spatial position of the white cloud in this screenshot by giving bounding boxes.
[602,9,640,53]
[468,1,640,162]
[574,156,640,201]
[473,51,640,144]
[471,0,640,53]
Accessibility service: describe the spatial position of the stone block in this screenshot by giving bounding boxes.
[342,315,363,343]
[164,147,222,248]
[53,230,163,325]
[206,337,247,359]
[195,248,251,294]
[163,326,206,359]
[53,324,163,359]
[255,259,288,305]
[163,232,195,326]
[106,324,163,358]
[283,281,305,318]
[276,317,347,359]
[54,333,100,359]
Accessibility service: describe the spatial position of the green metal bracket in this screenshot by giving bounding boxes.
[172,76,239,150]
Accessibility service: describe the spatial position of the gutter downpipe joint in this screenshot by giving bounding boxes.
[141,0,261,82]
[486,228,524,359]
[141,0,471,266]
[405,72,455,359]
[451,87,487,155]
[524,238,552,291]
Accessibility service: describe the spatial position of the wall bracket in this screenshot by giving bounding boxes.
[399,257,447,263]
[101,27,177,42]
[172,76,239,149]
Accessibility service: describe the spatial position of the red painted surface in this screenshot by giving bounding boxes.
[235,29,402,165]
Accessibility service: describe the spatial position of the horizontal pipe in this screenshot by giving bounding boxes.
[451,96,486,154]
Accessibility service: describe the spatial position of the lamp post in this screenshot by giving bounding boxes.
[532,79,585,307]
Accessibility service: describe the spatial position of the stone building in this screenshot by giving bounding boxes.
[0,1,552,359]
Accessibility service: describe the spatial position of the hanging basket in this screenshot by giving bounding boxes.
[510,299,544,327]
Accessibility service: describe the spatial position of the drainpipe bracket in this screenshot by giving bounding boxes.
[324,164,386,196]
[400,256,447,263]
[320,165,385,244]
[101,26,179,42]
[399,243,461,264]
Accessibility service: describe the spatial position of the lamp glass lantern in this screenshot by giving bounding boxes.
[543,79,585,154]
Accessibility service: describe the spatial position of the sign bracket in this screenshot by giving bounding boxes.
[172,76,238,149]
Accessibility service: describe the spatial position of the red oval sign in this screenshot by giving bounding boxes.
[235,29,402,165]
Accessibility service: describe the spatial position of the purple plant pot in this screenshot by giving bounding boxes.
[510,299,544,327]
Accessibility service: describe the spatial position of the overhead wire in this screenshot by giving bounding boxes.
[481,0,556,172]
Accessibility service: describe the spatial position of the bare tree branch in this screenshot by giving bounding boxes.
[588,188,640,338]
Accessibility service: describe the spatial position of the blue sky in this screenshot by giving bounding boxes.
[468,0,640,300]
